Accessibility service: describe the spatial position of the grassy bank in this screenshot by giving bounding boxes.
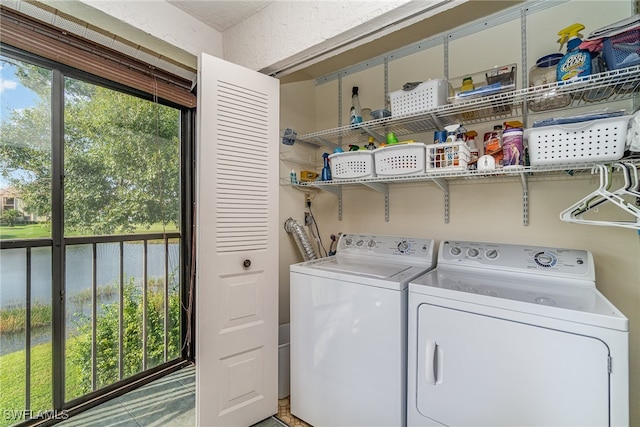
[0,340,83,427]
[0,223,179,240]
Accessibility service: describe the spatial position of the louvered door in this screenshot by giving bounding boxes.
[196,53,279,427]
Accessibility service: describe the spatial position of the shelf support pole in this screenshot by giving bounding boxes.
[520,172,529,226]
[362,182,389,222]
[431,178,450,223]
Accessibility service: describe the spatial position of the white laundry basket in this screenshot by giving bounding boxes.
[278,323,290,399]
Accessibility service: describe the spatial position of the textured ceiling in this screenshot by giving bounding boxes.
[167,0,274,32]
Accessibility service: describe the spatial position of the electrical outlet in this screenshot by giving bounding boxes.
[305,193,311,207]
[304,212,313,226]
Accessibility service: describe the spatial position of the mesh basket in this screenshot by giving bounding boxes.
[526,115,631,165]
[329,151,375,180]
[425,142,470,172]
[603,29,640,70]
[373,143,426,176]
[389,80,448,116]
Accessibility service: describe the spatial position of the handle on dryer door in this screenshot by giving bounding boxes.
[425,340,437,385]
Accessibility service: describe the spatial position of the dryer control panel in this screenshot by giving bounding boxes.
[439,240,594,281]
[338,233,435,265]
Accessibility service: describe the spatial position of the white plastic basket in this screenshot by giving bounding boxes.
[389,80,449,116]
[425,142,470,172]
[329,151,375,180]
[373,143,426,176]
[527,116,631,165]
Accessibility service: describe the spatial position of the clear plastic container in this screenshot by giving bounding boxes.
[527,54,571,112]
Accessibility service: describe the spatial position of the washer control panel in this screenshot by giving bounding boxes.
[339,233,435,261]
[439,240,593,280]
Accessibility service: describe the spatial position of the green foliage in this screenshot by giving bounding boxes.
[0,302,52,335]
[0,58,181,236]
[65,276,181,397]
[0,209,21,227]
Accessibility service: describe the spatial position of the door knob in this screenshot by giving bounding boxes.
[243,259,251,268]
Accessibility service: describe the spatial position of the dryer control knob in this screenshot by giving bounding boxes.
[467,248,479,257]
[356,239,364,247]
[368,239,376,248]
[450,246,462,256]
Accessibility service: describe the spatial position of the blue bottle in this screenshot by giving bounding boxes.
[321,153,332,181]
[556,23,591,82]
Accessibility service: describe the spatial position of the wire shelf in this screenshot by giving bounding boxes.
[296,66,640,149]
[297,160,640,188]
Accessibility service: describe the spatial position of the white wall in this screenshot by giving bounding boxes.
[279,0,640,424]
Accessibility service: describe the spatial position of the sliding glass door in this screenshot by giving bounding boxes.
[0,49,189,426]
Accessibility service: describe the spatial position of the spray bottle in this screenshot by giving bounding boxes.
[321,153,332,181]
[556,23,591,82]
[350,87,363,126]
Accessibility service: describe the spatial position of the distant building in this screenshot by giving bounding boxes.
[0,187,40,222]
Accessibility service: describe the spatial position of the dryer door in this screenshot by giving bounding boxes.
[416,303,610,427]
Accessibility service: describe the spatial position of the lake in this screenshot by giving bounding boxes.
[0,242,180,354]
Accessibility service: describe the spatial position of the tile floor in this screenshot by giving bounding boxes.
[58,365,308,427]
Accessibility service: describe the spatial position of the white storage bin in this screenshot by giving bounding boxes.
[527,116,631,165]
[374,143,426,176]
[329,151,375,180]
[425,142,470,172]
[389,80,449,116]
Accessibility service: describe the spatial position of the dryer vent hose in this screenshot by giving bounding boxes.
[284,217,317,261]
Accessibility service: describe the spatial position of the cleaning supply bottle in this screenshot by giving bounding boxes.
[444,124,460,142]
[465,130,479,170]
[556,23,591,82]
[350,86,363,126]
[365,136,376,150]
[484,124,504,167]
[321,153,332,181]
[290,169,298,184]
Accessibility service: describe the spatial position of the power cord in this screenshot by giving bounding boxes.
[307,200,328,257]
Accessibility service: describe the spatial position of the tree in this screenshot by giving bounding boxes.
[0,209,21,226]
[0,58,180,235]
[66,277,181,397]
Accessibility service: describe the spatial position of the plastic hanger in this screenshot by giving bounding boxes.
[559,163,640,229]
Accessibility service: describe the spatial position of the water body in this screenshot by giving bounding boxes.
[0,242,180,354]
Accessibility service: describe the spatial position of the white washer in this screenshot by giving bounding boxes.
[290,233,436,427]
[408,240,629,427]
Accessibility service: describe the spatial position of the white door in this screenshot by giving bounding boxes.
[415,304,610,427]
[196,53,279,427]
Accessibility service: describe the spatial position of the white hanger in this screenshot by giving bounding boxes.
[559,163,640,230]
[622,162,640,198]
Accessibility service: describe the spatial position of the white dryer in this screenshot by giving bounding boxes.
[290,233,436,427]
[407,240,629,427]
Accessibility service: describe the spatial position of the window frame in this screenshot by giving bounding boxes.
[0,43,195,423]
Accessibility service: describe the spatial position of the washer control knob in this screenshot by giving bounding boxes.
[485,249,499,259]
[467,248,479,258]
[356,239,364,247]
[368,239,376,248]
[344,237,353,246]
[243,259,251,268]
[397,240,410,253]
[450,246,462,256]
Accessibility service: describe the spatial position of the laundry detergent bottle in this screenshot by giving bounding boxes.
[556,23,591,82]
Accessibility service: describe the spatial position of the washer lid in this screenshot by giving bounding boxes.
[317,258,411,278]
[291,256,431,290]
[410,268,628,331]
